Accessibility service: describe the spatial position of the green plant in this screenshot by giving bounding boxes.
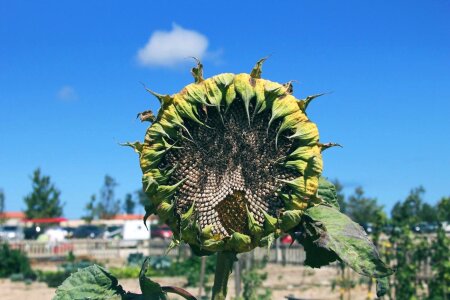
[427,227,450,300]
[61,260,95,273]
[166,254,216,287]
[109,266,142,279]
[239,268,271,300]
[54,259,196,300]
[38,257,96,288]
[389,226,418,299]
[0,243,34,279]
[9,273,25,282]
[148,256,172,270]
[127,252,145,266]
[39,270,69,288]
[23,168,64,219]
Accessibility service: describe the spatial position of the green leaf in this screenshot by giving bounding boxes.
[54,265,124,300]
[317,177,340,210]
[296,218,339,268]
[139,258,168,300]
[280,210,303,231]
[302,205,393,278]
[228,232,253,253]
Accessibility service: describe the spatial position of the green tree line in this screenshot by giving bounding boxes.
[0,168,147,221]
[333,180,449,300]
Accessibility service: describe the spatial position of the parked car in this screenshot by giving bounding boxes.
[24,226,42,240]
[72,225,105,239]
[123,221,149,240]
[42,226,68,242]
[103,225,123,240]
[150,225,172,239]
[63,227,76,239]
[412,222,439,234]
[361,223,374,234]
[0,225,24,240]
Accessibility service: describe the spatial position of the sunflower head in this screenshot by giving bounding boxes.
[129,59,333,254]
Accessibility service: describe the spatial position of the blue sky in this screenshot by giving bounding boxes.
[1,1,449,218]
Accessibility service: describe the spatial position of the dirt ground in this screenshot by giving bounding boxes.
[0,263,375,300]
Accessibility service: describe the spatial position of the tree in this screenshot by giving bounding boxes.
[389,226,422,299]
[96,175,121,219]
[419,203,437,223]
[82,195,97,223]
[391,187,439,226]
[0,189,5,224]
[23,169,64,219]
[346,186,385,226]
[391,186,425,226]
[437,197,450,222]
[332,179,346,213]
[123,193,135,215]
[427,227,450,300]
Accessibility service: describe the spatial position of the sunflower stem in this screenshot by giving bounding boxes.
[211,251,237,300]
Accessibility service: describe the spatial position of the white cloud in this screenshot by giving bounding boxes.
[137,24,210,67]
[57,85,77,101]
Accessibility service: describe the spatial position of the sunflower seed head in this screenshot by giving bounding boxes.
[133,60,327,253]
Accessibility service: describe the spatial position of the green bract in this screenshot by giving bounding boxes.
[130,59,331,254]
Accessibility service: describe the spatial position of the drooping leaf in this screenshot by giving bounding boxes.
[54,265,124,300]
[280,210,303,231]
[301,205,393,278]
[296,217,339,268]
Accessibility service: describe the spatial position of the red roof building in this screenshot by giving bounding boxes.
[112,214,145,221]
[0,211,25,220]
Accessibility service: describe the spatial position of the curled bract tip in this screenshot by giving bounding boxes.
[190,57,204,83]
[250,56,269,79]
[319,142,343,152]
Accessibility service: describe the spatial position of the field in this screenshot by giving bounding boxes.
[0,262,372,300]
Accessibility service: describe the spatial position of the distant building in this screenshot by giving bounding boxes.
[64,214,158,228]
[0,211,25,225]
[0,211,158,228]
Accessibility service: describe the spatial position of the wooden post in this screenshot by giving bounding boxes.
[234,256,241,298]
[198,256,206,298]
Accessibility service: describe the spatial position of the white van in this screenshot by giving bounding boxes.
[122,220,150,241]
